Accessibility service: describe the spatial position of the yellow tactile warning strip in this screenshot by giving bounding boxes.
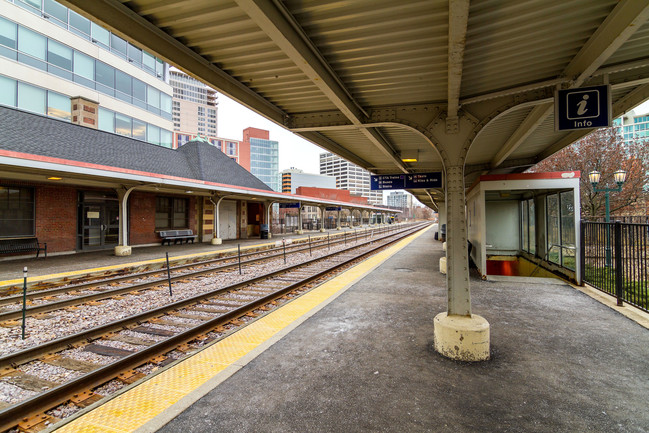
[52,227,430,433]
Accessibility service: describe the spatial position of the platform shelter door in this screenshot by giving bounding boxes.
[219,200,237,240]
[80,201,119,250]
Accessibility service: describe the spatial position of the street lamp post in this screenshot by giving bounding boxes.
[589,169,627,267]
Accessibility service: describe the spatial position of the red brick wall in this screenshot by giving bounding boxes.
[129,193,198,245]
[295,186,369,205]
[129,192,157,245]
[35,185,77,252]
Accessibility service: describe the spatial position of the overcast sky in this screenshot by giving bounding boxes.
[217,94,323,174]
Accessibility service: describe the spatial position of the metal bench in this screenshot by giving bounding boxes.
[0,237,47,258]
[158,229,197,246]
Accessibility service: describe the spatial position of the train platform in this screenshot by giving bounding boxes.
[0,225,380,290]
[32,226,649,432]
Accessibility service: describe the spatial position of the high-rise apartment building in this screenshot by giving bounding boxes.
[0,0,174,146]
[169,67,218,147]
[244,127,279,191]
[319,152,382,205]
[614,109,649,144]
[387,191,413,209]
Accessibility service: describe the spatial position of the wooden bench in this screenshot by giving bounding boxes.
[0,237,47,258]
[158,229,197,246]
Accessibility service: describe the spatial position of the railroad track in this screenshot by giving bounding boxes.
[0,226,394,321]
[0,223,428,432]
[0,226,387,298]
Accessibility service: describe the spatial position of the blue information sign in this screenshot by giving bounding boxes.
[371,172,442,190]
[555,85,611,131]
[370,174,405,190]
[279,202,301,209]
[325,206,342,211]
[404,172,442,189]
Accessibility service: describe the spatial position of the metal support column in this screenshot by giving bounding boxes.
[445,165,471,316]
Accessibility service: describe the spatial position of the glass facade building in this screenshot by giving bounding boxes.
[614,111,649,144]
[250,137,279,191]
[0,0,173,147]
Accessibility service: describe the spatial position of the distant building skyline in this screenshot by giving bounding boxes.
[387,191,413,210]
[280,167,336,194]
[319,152,382,205]
[245,127,279,192]
[170,67,218,147]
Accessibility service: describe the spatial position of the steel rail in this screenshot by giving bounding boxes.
[0,226,380,306]
[0,224,424,369]
[0,223,427,431]
[0,227,390,319]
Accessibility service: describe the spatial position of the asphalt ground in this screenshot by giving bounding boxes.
[154,228,649,433]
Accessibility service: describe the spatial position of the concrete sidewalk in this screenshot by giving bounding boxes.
[156,229,649,433]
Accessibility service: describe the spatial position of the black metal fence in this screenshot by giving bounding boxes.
[581,220,649,312]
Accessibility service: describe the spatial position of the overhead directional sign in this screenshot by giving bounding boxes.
[405,172,442,189]
[371,174,405,190]
[371,172,442,190]
[279,202,301,208]
[555,85,611,131]
[325,206,342,211]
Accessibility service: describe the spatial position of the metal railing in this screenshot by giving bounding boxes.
[581,220,649,312]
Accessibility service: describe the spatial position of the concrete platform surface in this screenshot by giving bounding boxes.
[156,229,649,433]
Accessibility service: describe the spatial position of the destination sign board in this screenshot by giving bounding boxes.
[279,202,301,209]
[370,174,406,190]
[325,206,342,211]
[404,172,442,189]
[371,172,442,190]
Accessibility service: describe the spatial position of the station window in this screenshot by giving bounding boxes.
[520,199,535,255]
[545,191,575,270]
[155,197,188,229]
[0,186,34,237]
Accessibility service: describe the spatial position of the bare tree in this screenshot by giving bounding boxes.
[529,127,649,218]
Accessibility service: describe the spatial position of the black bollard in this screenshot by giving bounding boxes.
[238,244,242,274]
[21,267,27,340]
[166,252,173,297]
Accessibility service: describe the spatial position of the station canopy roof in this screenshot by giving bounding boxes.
[60,0,649,209]
[0,106,395,213]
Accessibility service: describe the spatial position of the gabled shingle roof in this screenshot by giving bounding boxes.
[0,106,272,191]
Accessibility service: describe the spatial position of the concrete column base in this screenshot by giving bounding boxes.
[442,241,447,251]
[267,233,273,239]
[433,313,490,361]
[114,245,132,256]
[211,238,223,245]
[439,256,447,274]
[296,230,304,235]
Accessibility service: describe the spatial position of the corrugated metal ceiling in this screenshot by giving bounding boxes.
[63,0,649,209]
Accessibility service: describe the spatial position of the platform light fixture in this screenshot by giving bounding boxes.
[588,170,601,185]
[588,168,628,268]
[47,176,62,180]
[613,169,627,186]
[400,150,418,163]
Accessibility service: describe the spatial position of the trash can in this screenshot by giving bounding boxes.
[260,223,269,239]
